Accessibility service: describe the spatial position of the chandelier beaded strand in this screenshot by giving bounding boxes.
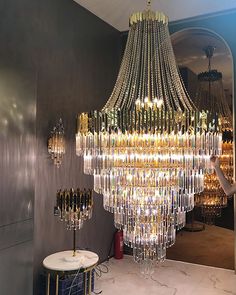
[76,6,222,264]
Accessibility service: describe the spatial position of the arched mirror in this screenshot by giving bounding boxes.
[167,28,234,270]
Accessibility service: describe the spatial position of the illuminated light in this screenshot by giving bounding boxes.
[156,98,163,108]
[2,118,8,126]
[18,114,23,120]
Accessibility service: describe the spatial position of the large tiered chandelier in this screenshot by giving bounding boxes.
[194,46,233,224]
[76,2,222,263]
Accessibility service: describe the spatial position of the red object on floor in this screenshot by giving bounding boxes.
[114,230,123,259]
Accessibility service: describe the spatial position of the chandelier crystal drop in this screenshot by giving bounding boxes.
[76,7,222,263]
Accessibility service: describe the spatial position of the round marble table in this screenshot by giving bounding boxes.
[43,250,99,295]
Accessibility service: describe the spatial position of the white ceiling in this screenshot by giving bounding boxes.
[74,0,236,31]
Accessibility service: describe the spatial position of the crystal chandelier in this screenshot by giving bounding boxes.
[76,3,222,263]
[194,46,233,224]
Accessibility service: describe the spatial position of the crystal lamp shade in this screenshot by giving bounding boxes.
[56,188,93,230]
[76,9,222,263]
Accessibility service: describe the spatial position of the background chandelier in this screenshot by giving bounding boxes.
[76,2,222,264]
[194,46,233,224]
[195,46,232,131]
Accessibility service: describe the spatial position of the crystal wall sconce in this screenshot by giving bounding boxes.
[48,118,65,167]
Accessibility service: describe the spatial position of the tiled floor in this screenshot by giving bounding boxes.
[95,256,236,295]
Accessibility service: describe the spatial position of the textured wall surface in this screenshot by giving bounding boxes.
[0,0,37,293]
[34,0,121,294]
[0,0,121,294]
[0,66,36,294]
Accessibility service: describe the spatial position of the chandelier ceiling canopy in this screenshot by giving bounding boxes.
[76,1,222,265]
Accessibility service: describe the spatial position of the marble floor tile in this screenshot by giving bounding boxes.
[94,255,236,295]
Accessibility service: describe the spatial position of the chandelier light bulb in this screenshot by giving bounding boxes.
[156,98,163,108]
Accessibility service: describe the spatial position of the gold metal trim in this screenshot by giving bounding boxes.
[55,275,59,295]
[46,273,50,295]
[129,11,168,25]
[44,263,97,295]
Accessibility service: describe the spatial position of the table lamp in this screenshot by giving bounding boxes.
[54,188,93,262]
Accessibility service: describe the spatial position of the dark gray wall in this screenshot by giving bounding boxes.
[34,1,121,293]
[0,0,121,294]
[0,0,37,293]
[0,66,36,295]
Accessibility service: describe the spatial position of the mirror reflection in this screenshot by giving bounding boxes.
[167,28,234,270]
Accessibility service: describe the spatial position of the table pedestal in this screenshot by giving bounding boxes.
[43,250,99,295]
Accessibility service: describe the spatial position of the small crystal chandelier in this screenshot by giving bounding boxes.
[76,2,222,263]
[55,188,93,230]
[55,188,93,259]
[194,46,233,224]
[48,118,65,167]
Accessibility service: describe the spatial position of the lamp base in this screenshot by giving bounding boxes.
[64,255,84,263]
[63,250,84,263]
